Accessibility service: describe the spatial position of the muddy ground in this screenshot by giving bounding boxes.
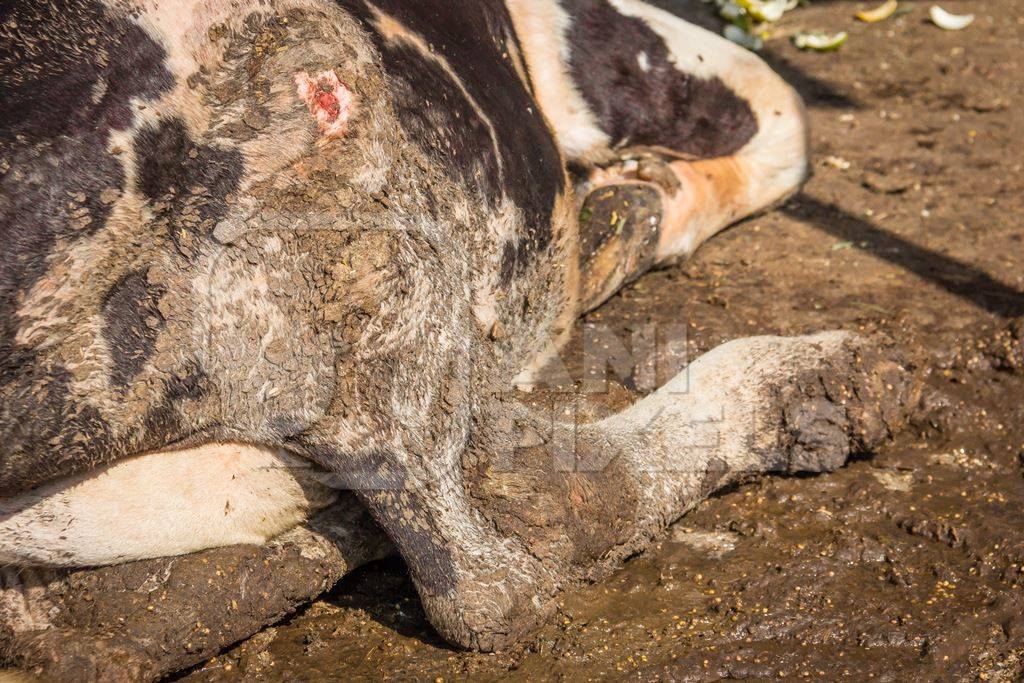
[177,1,1024,680]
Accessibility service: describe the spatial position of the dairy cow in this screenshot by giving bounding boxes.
[0,0,915,650]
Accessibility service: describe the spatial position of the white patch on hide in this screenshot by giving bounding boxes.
[505,0,610,160]
[0,443,336,567]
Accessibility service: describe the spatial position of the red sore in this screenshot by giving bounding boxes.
[294,69,356,139]
[315,90,341,120]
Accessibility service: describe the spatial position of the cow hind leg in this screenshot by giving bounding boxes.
[588,0,810,255]
[510,0,809,311]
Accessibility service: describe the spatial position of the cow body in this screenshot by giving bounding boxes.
[1,0,911,651]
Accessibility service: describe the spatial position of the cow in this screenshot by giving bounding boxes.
[0,0,917,653]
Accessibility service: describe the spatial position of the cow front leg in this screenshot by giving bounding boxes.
[340,333,919,651]
[346,462,556,651]
[478,332,921,582]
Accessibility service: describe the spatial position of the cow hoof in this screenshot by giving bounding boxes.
[775,334,923,474]
[421,581,556,653]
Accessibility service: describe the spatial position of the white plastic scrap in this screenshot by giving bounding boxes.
[929,5,975,30]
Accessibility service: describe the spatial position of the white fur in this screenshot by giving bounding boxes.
[506,0,611,160]
[0,443,336,567]
[594,331,853,518]
[608,0,810,211]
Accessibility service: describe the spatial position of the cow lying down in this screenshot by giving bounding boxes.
[0,0,920,677]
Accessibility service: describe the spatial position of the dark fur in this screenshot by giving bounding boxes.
[561,0,758,158]
[134,118,244,228]
[343,0,565,281]
[101,270,167,388]
[0,0,177,493]
[2,365,117,490]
